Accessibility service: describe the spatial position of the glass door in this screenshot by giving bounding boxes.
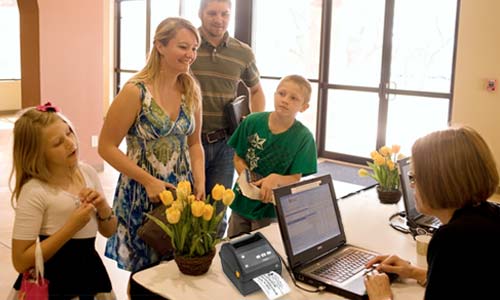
[325,0,385,159]
[385,0,458,155]
[323,0,458,163]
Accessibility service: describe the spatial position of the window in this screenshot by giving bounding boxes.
[0,0,21,80]
[253,0,322,135]
[115,0,234,93]
[114,0,460,165]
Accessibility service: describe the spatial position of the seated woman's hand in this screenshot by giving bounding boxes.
[364,270,393,300]
[367,254,413,279]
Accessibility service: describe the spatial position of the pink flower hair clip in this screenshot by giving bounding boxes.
[36,102,61,113]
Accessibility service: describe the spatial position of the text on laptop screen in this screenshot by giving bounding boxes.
[279,183,341,256]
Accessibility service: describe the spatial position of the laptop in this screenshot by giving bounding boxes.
[398,156,441,232]
[273,174,381,300]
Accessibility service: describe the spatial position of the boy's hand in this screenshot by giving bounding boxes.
[254,174,280,203]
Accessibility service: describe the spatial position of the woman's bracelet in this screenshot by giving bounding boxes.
[408,261,428,287]
[96,209,114,222]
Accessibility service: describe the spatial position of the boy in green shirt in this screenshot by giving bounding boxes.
[227,75,317,238]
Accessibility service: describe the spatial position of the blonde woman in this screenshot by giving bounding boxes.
[98,17,205,273]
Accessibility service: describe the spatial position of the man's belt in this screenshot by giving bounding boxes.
[202,128,228,144]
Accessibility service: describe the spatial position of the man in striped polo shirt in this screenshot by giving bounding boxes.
[191,0,266,238]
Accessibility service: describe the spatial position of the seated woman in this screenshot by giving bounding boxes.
[364,126,500,300]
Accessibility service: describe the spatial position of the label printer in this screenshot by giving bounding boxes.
[219,232,282,295]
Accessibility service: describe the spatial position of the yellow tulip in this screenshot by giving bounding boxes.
[379,146,391,157]
[187,194,196,204]
[222,189,235,206]
[358,168,369,177]
[191,200,205,217]
[172,200,184,211]
[211,184,225,201]
[387,160,395,171]
[202,204,214,221]
[370,150,379,159]
[159,190,174,206]
[374,155,385,166]
[391,144,401,154]
[177,180,191,201]
[397,153,406,161]
[166,207,181,224]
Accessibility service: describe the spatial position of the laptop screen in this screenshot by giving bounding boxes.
[274,175,347,268]
[398,157,421,219]
[279,183,341,255]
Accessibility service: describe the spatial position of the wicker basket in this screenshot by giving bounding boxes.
[376,186,402,204]
[174,250,216,276]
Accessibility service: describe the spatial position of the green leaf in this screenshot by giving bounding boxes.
[203,231,208,251]
[196,242,205,256]
[209,210,225,232]
[202,218,209,231]
[179,222,190,252]
[189,236,198,256]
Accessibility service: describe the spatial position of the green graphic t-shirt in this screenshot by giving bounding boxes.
[227,112,317,220]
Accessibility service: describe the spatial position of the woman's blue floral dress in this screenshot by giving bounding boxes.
[105,82,194,272]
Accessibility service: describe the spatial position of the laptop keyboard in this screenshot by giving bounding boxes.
[421,215,441,227]
[311,248,375,283]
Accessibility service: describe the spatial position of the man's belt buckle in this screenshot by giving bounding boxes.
[206,131,218,143]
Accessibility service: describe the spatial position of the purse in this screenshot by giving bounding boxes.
[224,95,250,134]
[137,204,174,257]
[18,237,49,300]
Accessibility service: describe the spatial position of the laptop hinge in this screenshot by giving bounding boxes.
[296,245,342,270]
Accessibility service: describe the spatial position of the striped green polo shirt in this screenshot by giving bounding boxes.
[191,30,261,133]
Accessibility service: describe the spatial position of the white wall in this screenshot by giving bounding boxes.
[452,0,500,179]
[0,81,21,111]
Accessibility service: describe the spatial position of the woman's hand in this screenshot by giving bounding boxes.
[193,181,205,201]
[366,254,414,279]
[145,178,176,203]
[364,270,393,300]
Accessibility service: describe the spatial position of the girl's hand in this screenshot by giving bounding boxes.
[79,187,114,222]
[79,187,106,210]
[145,178,176,203]
[66,203,95,232]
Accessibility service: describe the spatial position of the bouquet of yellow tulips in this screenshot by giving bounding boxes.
[145,181,235,257]
[358,145,404,191]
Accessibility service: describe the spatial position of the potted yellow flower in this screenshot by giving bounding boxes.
[145,181,235,275]
[358,145,404,204]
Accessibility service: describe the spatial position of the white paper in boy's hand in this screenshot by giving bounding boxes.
[237,171,276,205]
[237,170,262,200]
